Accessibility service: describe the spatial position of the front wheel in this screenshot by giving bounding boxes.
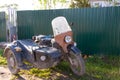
[6,49,20,74]
[67,51,85,76]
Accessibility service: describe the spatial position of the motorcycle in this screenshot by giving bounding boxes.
[3,16,85,76]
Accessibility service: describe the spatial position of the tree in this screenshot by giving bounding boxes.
[70,0,90,8]
[0,4,18,9]
[39,0,66,9]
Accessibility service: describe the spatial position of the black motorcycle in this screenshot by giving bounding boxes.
[3,16,85,76]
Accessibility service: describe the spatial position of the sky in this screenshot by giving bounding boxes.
[0,0,70,11]
[1,0,119,11]
[0,0,40,11]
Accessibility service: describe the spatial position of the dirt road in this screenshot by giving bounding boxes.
[0,66,11,80]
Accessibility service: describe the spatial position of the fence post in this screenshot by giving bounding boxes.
[7,7,17,42]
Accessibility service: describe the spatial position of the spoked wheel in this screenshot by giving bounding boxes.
[6,50,20,74]
[68,51,85,76]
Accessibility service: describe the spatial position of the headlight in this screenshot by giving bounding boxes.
[65,36,72,43]
[40,55,46,61]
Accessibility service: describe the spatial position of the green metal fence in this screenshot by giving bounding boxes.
[17,7,120,55]
[0,12,6,42]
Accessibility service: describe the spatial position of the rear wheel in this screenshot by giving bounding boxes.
[68,51,85,76]
[6,50,20,74]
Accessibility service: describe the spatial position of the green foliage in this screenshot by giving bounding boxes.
[0,49,3,56]
[0,49,7,65]
[39,0,66,9]
[0,49,119,80]
[0,56,7,65]
[39,0,47,9]
[59,0,66,3]
[20,68,51,79]
[55,61,71,72]
[19,55,120,80]
[70,0,91,8]
[85,55,120,80]
[0,4,18,9]
[29,68,51,78]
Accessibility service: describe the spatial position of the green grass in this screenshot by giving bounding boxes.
[0,49,7,65]
[20,55,120,80]
[0,49,120,80]
[0,49,3,56]
[20,68,52,79]
[85,55,120,80]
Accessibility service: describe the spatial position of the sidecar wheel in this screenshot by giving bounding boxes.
[68,51,85,76]
[6,50,20,74]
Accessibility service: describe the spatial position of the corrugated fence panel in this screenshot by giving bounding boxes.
[17,10,64,39]
[17,7,120,55]
[0,12,6,42]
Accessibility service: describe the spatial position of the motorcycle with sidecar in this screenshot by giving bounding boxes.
[3,16,85,76]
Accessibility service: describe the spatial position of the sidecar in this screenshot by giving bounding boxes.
[3,39,61,74]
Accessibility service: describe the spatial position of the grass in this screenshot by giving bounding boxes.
[0,48,120,80]
[0,49,7,65]
[20,68,52,79]
[0,49,3,56]
[85,55,120,80]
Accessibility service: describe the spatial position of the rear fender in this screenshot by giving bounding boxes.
[4,45,23,65]
[3,45,22,60]
[3,45,15,57]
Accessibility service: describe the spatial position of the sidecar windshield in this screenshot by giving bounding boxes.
[52,16,72,36]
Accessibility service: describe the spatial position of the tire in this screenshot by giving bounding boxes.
[68,51,85,76]
[6,49,20,74]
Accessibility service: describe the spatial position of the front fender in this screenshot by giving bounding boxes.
[68,46,81,54]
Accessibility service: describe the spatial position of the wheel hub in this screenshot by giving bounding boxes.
[69,57,78,67]
[9,57,15,67]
